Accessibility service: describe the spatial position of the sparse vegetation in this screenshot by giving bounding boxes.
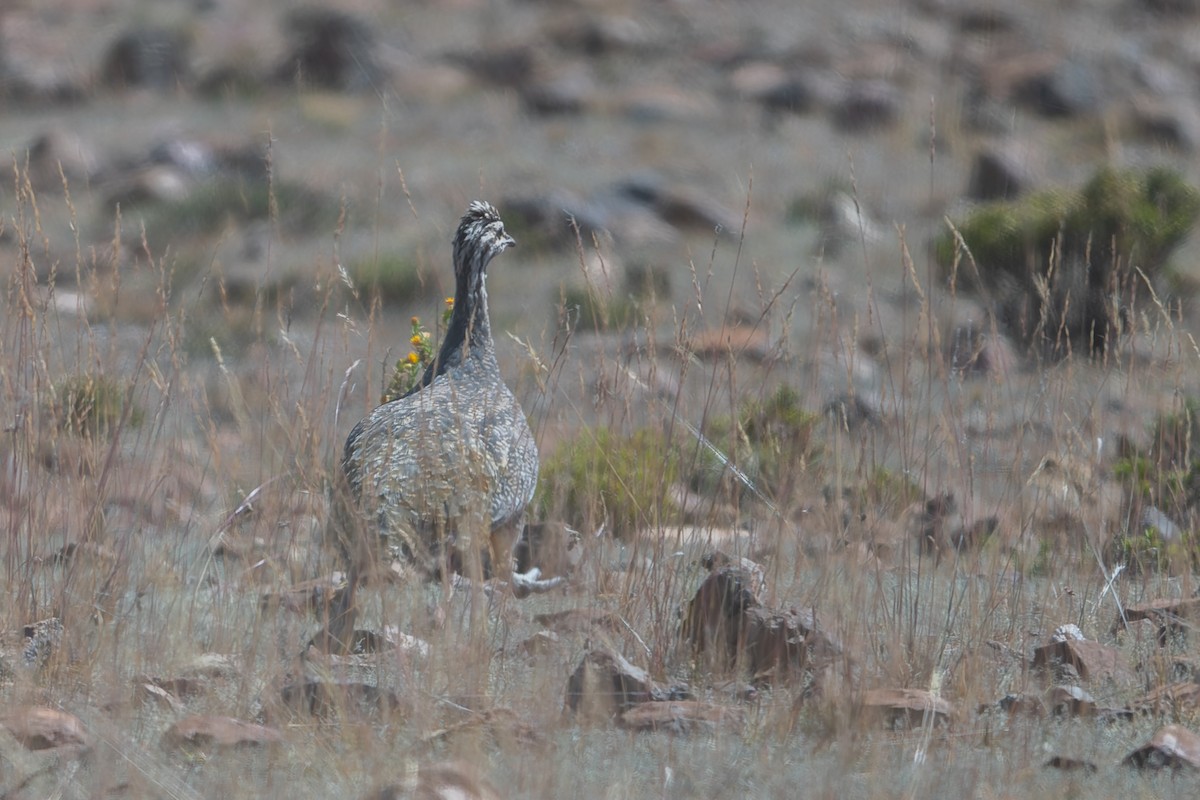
[936,166,1200,355]
[8,4,1200,798]
[538,426,679,539]
[53,374,142,435]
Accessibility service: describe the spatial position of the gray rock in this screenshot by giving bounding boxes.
[101,27,190,90]
[277,9,385,92]
[831,79,903,132]
[1012,57,1102,118]
[1129,96,1200,151]
[967,143,1034,200]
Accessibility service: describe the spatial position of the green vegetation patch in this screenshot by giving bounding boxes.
[935,166,1200,354]
[138,178,341,245]
[688,385,821,506]
[54,374,142,436]
[538,427,679,539]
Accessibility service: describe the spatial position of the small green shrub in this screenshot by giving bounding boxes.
[688,385,820,505]
[538,427,679,539]
[348,253,427,305]
[936,166,1200,354]
[561,286,638,332]
[138,178,340,245]
[54,374,141,436]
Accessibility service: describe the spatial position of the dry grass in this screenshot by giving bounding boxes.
[3,149,1200,800]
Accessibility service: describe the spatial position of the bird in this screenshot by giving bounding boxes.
[326,201,541,647]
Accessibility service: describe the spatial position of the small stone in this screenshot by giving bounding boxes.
[967,144,1035,201]
[163,715,283,750]
[619,701,745,734]
[101,27,190,90]
[831,79,903,132]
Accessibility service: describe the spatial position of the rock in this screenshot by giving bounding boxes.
[1127,682,1200,716]
[547,14,651,56]
[522,69,595,115]
[1129,96,1200,151]
[565,648,680,718]
[616,84,716,122]
[1012,56,1102,118]
[682,564,762,667]
[369,761,504,800]
[983,692,1045,717]
[1045,684,1096,717]
[519,630,560,655]
[275,680,405,720]
[162,715,283,750]
[741,606,809,681]
[0,706,90,752]
[534,608,622,635]
[11,130,99,192]
[1043,755,1098,772]
[1032,636,1133,684]
[1115,596,1200,644]
[619,701,745,734]
[861,688,954,728]
[700,551,766,594]
[101,27,190,90]
[831,79,903,132]
[103,165,191,208]
[448,46,536,89]
[614,175,740,234]
[967,143,1035,201]
[136,682,185,713]
[277,9,385,92]
[757,71,821,114]
[1140,505,1184,542]
[1124,724,1200,770]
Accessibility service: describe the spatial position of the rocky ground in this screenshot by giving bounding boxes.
[6,0,1200,797]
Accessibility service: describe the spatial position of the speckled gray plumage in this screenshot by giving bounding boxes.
[338,201,538,578]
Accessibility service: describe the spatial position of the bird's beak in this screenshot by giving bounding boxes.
[502,233,516,250]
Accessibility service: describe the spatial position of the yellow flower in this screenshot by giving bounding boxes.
[410,334,423,347]
[444,297,454,307]
[406,351,420,365]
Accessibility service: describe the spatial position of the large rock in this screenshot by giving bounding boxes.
[0,706,90,752]
[1124,724,1200,770]
[162,715,283,751]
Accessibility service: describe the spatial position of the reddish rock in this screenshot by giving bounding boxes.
[163,715,283,750]
[1124,724,1200,770]
[1043,755,1098,772]
[1032,637,1133,683]
[682,564,761,666]
[1116,596,1200,644]
[565,648,680,718]
[620,701,745,734]
[275,680,405,720]
[534,608,622,635]
[0,706,90,751]
[862,688,954,728]
[1127,682,1200,716]
[369,761,504,800]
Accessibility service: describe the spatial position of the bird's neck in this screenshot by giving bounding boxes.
[410,273,495,393]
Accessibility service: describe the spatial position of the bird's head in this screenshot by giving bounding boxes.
[453,201,516,287]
